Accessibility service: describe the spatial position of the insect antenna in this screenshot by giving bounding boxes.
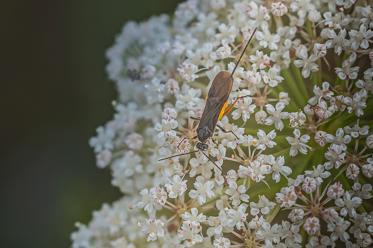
[158,150,198,161]
[231,27,257,77]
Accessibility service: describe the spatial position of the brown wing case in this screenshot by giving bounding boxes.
[197,71,233,139]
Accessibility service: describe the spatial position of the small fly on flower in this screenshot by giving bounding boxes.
[159,28,257,170]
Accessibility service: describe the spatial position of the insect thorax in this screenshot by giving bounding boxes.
[197,126,212,143]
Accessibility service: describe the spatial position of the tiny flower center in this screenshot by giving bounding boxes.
[254,95,267,107]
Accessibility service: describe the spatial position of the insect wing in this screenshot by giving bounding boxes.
[198,96,227,133]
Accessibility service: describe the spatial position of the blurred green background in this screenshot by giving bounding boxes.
[0,1,182,247]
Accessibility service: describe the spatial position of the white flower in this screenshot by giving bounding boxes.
[189,154,213,178]
[218,117,244,149]
[89,126,115,153]
[294,45,319,78]
[182,207,207,225]
[321,28,349,55]
[327,182,345,200]
[344,121,369,138]
[286,129,311,157]
[110,237,135,248]
[175,84,202,111]
[304,164,330,185]
[189,176,215,204]
[165,78,180,95]
[154,118,178,144]
[289,111,306,128]
[165,175,187,198]
[336,0,357,9]
[349,24,373,50]
[225,204,248,230]
[249,50,271,70]
[327,218,351,242]
[256,23,280,50]
[257,129,277,150]
[261,65,284,87]
[213,237,231,248]
[288,208,304,223]
[250,195,276,216]
[302,176,317,194]
[308,81,334,105]
[325,128,351,151]
[95,150,112,168]
[212,44,232,60]
[276,186,298,208]
[324,144,346,169]
[255,221,282,246]
[210,0,226,10]
[216,23,238,46]
[225,184,249,207]
[231,94,256,122]
[140,218,165,241]
[112,151,143,193]
[346,163,360,180]
[335,192,362,217]
[255,110,268,124]
[335,52,359,80]
[238,160,271,182]
[281,221,302,246]
[137,187,166,214]
[178,61,199,82]
[367,134,373,148]
[271,2,288,16]
[178,221,204,246]
[270,155,292,183]
[304,217,320,236]
[264,102,288,130]
[313,43,327,57]
[125,132,144,150]
[162,107,178,120]
[315,130,328,147]
[362,159,373,178]
[352,183,372,200]
[307,235,333,247]
[246,2,270,28]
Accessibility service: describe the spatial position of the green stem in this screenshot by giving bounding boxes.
[291,64,309,99]
[281,67,307,107]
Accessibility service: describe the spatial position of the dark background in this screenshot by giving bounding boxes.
[0,1,182,247]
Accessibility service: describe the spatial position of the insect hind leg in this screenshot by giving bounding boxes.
[221,95,251,117]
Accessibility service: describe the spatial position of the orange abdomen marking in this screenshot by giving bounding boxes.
[218,101,228,120]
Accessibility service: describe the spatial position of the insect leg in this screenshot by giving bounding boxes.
[158,150,198,161]
[220,95,251,117]
[201,151,222,173]
[216,124,239,139]
[176,137,187,149]
[177,135,198,150]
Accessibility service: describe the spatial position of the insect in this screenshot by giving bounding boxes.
[159,28,257,168]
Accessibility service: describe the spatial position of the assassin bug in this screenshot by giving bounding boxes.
[159,28,257,168]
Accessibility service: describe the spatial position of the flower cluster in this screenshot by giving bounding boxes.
[72,0,373,247]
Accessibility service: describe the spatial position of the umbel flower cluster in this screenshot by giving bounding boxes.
[72,0,373,247]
